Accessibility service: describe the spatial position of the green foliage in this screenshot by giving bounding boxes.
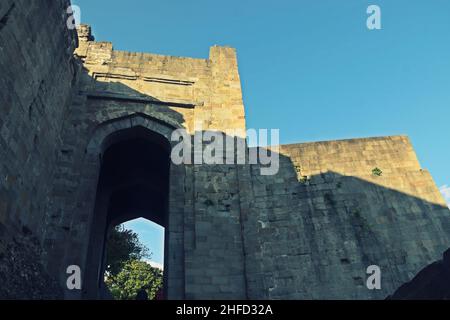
[299,175,309,184]
[104,225,163,300]
[105,225,150,276]
[105,259,163,300]
[372,167,383,177]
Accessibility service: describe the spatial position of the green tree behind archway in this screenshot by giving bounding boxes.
[104,225,163,300]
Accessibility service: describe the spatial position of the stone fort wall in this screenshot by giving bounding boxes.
[0,1,449,299]
[0,0,77,298]
[45,24,249,299]
[242,136,450,299]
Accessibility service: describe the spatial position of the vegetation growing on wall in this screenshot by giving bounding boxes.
[372,167,383,177]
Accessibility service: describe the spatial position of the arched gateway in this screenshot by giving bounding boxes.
[3,14,448,299]
[82,115,185,299]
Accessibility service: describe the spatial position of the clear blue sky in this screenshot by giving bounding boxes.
[123,218,164,265]
[73,0,450,264]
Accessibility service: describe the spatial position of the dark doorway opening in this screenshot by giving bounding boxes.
[85,127,170,299]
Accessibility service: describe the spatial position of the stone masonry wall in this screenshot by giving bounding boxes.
[1,6,449,300]
[0,0,77,298]
[43,25,248,299]
[242,136,450,299]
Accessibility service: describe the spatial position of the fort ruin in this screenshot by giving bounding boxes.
[0,1,449,299]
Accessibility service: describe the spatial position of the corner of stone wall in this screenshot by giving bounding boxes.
[209,45,238,69]
[203,46,246,134]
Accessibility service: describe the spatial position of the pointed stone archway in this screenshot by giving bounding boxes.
[78,114,187,299]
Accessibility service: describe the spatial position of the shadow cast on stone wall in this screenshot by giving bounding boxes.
[2,61,449,299]
[388,248,450,299]
[241,148,450,299]
[42,62,190,299]
[0,0,77,299]
[1,10,449,299]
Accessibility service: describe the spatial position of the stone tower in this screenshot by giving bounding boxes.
[0,1,449,299]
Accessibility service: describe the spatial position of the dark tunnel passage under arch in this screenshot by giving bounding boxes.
[84,127,171,299]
